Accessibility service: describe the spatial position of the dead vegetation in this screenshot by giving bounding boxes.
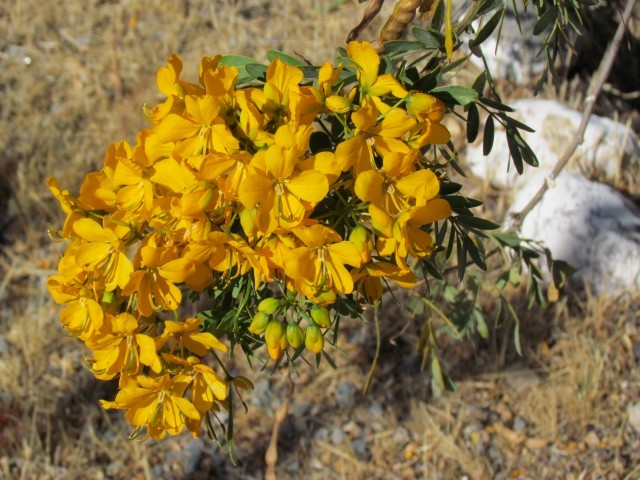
[1,1,639,479]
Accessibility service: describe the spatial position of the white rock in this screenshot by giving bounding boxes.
[466,99,640,193]
[468,9,545,84]
[509,171,640,295]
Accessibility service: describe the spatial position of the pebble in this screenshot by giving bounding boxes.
[182,438,204,474]
[335,382,356,409]
[513,417,527,433]
[351,438,368,458]
[0,336,8,354]
[249,379,271,407]
[627,402,640,434]
[330,427,344,445]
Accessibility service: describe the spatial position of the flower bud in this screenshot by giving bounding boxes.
[310,305,331,328]
[249,312,270,335]
[349,224,373,263]
[258,298,281,315]
[286,323,305,349]
[267,332,288,361]
[101,290,115,304]
[264,320,285,349]
[325,95,352,114]
[305,323,324,354]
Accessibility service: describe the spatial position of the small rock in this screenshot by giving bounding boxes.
[335,382,356,409]
[250,379,271,407]
[182,438,204,474]
[513,417,527,433]
[283,459,300,472]
[368,402,383,417]
[584,431,601,449]
[0,336,8,354]
[314,427,329,440]
[627,402,640,434]
[351,438,368,458]
[330,428,344,445]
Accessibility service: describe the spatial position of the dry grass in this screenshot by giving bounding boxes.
[1,1,639,479]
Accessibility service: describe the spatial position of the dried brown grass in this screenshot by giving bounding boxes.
[1,1,639,479]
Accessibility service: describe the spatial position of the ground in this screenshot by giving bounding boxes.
[1,1,639,479]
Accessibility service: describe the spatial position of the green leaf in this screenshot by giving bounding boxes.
[431,357,445,397]
[455,215,500,230]
[464,236,487,270]
[502,114,535,133]
[470,8,504,47]
[483,116,495,156]
[467,103,480,143]
[431,86,479,106]
[491,231,521,247]
[534,7,556,36]
[383,40,425,54]
[475,309,489,339]
[439,181,462,195]
[267,50,306,66]
[477,0,504,16]
[220,55,259,83]
[422,258,444,280]
[506,132,524,174]
[471,71,487,95]
[245,63,267,79]
[431,0,446,31]
[413,66,441,93]
[456,235,467,281]
[480,96,515,111]
[412,27,444,49]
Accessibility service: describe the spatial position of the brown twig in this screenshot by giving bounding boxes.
[264,369,295,480]
[509,0,638,232]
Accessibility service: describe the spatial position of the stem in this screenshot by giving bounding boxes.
[509,0,637,231]
[362,303,381,394]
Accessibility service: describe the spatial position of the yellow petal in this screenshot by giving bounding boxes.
[408,199,452,226]
[156,114,198,143]
[369,73,408,98]
[238,174,273,208]
[73,218,114,243]
[286,170,328,203]
[347,41,379,89]
[395,170,437,199]
[354,170,384,204]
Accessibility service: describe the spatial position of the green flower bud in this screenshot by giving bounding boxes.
[249,312,270,335]
[264,320,285,349]
[258,298,281,314]
[310,305,331,328]
[305,323,324,354]
[286,323,305,349]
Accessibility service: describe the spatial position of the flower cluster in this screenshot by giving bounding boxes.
[47,41,451,440]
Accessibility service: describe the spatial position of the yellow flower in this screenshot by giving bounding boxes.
[101,373,199,439]
[284,224,362,299]
[157,317,227,357]
[88,313,162,381]
[251,57,303,116]
[238,132,328,235]
[351,261,417,302]
[346,41,407,102]
[156,95,239,158]
[355,150,441,216]
[73,218,133,292]
[122,244,194,317]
